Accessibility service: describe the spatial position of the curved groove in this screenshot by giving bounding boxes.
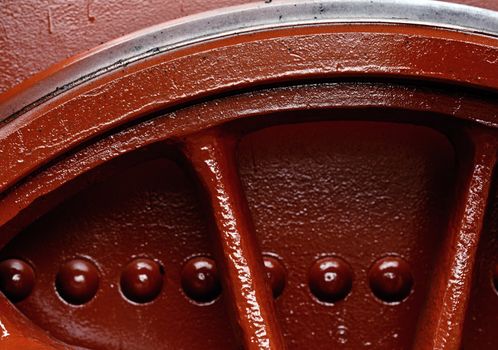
[3,23,498,196]
[2,0,498,119]
[1,81,498,245]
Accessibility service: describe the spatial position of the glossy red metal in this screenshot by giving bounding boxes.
[308,257,353,303]
[0,259,35,303]
[368,256,413,303]
[1,1,498,349]
[120,258,164,304]
[181,256,222,304]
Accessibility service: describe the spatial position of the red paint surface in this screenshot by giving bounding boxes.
[238,121,456,349]
[0,0,249,93]
[0,0,497,94]
[0,1,497,347]
[184,132,285,349]
[0,81,497,348]
[0,157,239,350]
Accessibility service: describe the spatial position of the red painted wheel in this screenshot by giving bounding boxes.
[0,1,497,349]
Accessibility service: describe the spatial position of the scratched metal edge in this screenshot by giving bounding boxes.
[2,0,498,121]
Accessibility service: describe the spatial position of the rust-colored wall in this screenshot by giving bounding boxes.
[0,0,496,94]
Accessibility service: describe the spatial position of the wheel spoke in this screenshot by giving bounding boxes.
[182,131,285,350]
[414,129,497,349]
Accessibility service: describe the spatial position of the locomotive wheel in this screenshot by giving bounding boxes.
[0,1,498,349]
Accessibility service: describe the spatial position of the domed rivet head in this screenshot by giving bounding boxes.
[56,259,99,305]
[263,255,286,298]
[120,258,163,304]
[181,257,221,304]
[0,259,35,302]
[368,256,413,303]
[308,257,353,303]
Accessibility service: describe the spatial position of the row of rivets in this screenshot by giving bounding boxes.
[0,256,281,304]
[0,256,421,305]
[57,257,221,305]
[56,258,166,305]
[2,257,497,305]
[309,256,414,303]
[0,256,252,305]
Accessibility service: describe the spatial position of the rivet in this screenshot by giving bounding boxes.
[120,258,163,304]
[56,259,99,305]
[368,256,413,303]
[308,257,353,303]
[181,257,221,304]
[263,255,286,298]
[0,259,35,302]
